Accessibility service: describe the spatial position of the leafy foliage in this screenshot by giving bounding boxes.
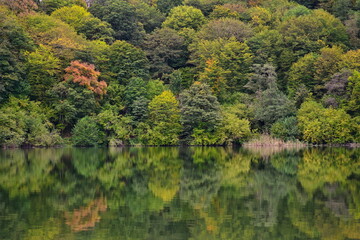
[26,44,61,101]
[104,40,149,84]
[162,6,206,31]
[0,7,33,102]
[0,0,359,145]
[143,28,186,79]
[89,0,145,44]
[51,5,115,43]
[297,100,354,143]
[40,0,86,14]
[271,117,301,141]
[72,116,104,146]
[147,91,181,145]
[0,97,62,147]
[179,82,222,144]
[64,60,107,95]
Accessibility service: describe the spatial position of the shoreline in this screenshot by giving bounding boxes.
[1,143,360,150]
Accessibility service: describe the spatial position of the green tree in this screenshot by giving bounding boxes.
[279,9,348,48]
[191,38,253,95]
[129,96,149,124]
[179,82,222,144]
[156,0,182,14]
[47,81,99,133]
[289,46,345,97]
[183,0,224,16]
[89,0,145,44]
[288,52,318,96]
[147,91,181,145]
[162,6,206,31]
[196,18,253,42]
[247,29,283,67]
[345,70,360,116]
[313,46,343,85]
[104,41,149,85]
[0,6,33,102]
[124,77,147,107]
[134,1,165,33]
[198,58,228,99]
[51,5,91,29]
[0,97,62,147]
[297,100,353,143]
[72,116,104,146]
[146,79,166,100]
[277,9,349,87]
[23,13,87,61]
[143,28,186,79]
[215,41,253,92]
[169,67,196,94]
[245,64,278,93]
[247,6,273,28]
[40,0,86,14]
[270,117,301,141]
[51,5,115,43]
[208,4,243,20]
[97,108,133,145]
[254,87,295,129]
[26,44,61,101]
[283,5,311,19]
[217,105,252,145]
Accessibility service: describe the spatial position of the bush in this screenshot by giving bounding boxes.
[270,117,301,141]
[0,97,62,147]
[297,100,353,144]
[72,116,105,146]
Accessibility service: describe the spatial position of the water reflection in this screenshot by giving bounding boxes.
[0,147,359,239]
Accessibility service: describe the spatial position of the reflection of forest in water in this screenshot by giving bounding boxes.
[0,147,359,240]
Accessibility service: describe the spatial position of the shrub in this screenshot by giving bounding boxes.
[72,116,105,146]
[297,100,353,143]
[0,97,62,147]
[271,117,301,141]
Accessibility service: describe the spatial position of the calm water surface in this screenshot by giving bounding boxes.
[0,146,359,240]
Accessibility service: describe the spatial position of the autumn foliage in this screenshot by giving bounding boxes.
[64,60,107,95]
[65,197,107,232]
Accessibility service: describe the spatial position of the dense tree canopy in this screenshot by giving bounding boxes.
[0,0,359,146]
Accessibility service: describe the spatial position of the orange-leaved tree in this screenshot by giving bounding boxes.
[64,60,107,95]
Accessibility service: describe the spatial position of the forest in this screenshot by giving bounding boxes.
[0,0,360,147]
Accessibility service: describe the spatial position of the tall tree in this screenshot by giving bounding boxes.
[104,40,149,85]
[179,82,222,144]
[143,28,186,79]
[89,0,145,44]
[64,60,107,96]
[23,13,87,61]
[51,5,115,43]
[162,5,206,31]
[0,6,33,103]
[197,18,253,42]
[156,0,182,14]
[26,44,61,101]
[147,91,181,145]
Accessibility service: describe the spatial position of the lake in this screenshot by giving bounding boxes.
[0,146,359,239]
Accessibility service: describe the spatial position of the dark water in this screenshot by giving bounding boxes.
[0,146,359,240]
